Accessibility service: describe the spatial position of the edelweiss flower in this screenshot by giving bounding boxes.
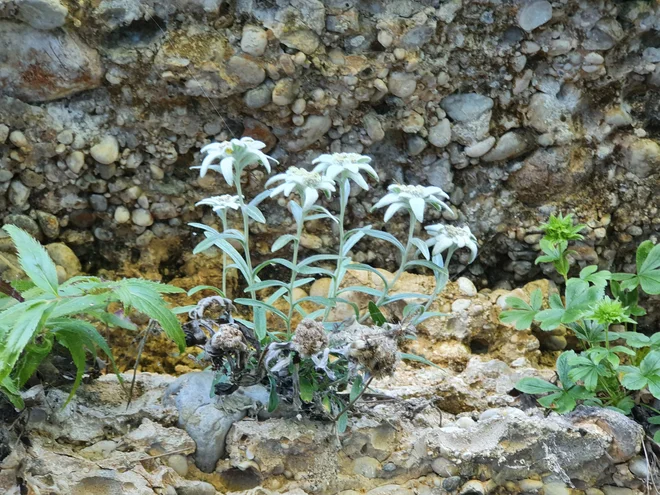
[425,224,478,265]
[373,184,450,222]
[312,153,378,190]
[195,194,242,213]
[266,166,336,210]
[193,137,277,184]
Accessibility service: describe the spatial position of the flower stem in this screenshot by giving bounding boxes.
[422,247,454,315]
[286,211,305,337]
[234,173,256,294]
[219,210,228,296]
[361,211,416,322]
[324,181,349,321]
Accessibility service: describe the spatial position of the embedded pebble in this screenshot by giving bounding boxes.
[241,25,268,56]
[457,277,477,297]
[227,56,266,87]
[8,180,30,207]
[388,72,417,98]
[428,119,452,148]
[9,130,28,148]
[517,1,553,32]
[272,78,298,106]
[244,84,272,109]
[465,137,495,158]
[131,208,154,227]
[66,151,85,174]
[0,124,9,144]
[114,206,131,224]
[90,136,119,164]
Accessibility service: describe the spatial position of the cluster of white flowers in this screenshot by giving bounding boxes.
[193,139,479,265]
[373,184,451,223]
[425,224,478,265]
[192,137,276,185]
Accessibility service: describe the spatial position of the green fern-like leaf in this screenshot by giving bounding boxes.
[3,225,59,296]
[113,279,185,352]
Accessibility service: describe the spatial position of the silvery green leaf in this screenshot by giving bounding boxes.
[358,227,406,252]
[243,204,266,223]
[343,231,366,256]
[290,201,303,225]
[272,234,297,252]
[249,189,273,207]
[411,237,430,260]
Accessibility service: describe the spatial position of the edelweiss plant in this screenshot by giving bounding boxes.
[0,226,186,409]
[190,139,480,429]
[500,214,660,443]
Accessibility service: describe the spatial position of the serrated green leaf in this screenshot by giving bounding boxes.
[12,334,53,387]
[515,377,561,394]
[114,280,185,352]
[1,376,24,410]
[54,330,88,406]
[3,225,59,296]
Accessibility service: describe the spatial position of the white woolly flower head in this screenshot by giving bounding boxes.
[195,194,242,213]
[373,184,451,223]
[266,166,336,210]
[312,152,378,190]
[193,137,277,185]
[425,223,478,265]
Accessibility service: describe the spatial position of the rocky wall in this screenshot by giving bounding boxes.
[1,0,660,287]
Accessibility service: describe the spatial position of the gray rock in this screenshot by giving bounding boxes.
[428,119,452,148]
[279,29,319,54]
[16,0,68,30]
[8,180,30,207]
[3,214,41,237]
[286,115,331,151]
[66,151,86,174]
[175,482,217,495]
[0,21,102,102]
[627,456,650,479]
[89,194,108,212]
[131,208,154,227]
[244,83,273,109]
[241,25,268,56]
[441,93,494,122]
[483,132,533,162]
[401,26,434,49]
[0,124,8,144]
[388,72,417,98]
[517,1,552,32]
[226,56,266,88]
[163,372,253,472]
[443,476,462,492]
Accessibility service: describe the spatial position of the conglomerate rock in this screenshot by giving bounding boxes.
[2,370,649,495]
[1,0,660,293]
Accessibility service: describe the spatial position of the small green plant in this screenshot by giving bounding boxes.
[500,213,660,441]
[0,225,186,409]
[188,140,480,427]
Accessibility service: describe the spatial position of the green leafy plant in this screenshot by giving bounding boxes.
[187,142,480,427]
[0,225,186,409]
[501,215,660,428]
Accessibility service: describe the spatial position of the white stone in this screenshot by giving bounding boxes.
[428,119,452,148]
[8,180,30,207]
[451,299,471,312]
[465,137,495,158]
[241,25,268,56]
[455,416,476,429]
[66,151,85,174]
[114,206,130,224]
[90,136,119,164]
[0,124,8,144]
[517,1,552,32]
[457,277,477,297]
[9,130,28,148]
[131,208,153,227]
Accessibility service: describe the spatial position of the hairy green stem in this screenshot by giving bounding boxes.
[219,210,228,296]
[234,172,256,296]
[286,213,305,336]
[360,211,416,323]
[324,181,349,321]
